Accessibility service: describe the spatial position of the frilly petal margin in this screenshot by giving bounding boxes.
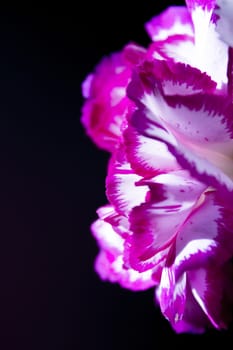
[106,145,149,216]
[185,0,216,12]
[145,6,193,41]
[128,59,233,194]
[127,171,206,272]
[185,0,228,87]
[156,189,233,332]
[91,210,157,291]
[81,51,133,152]
[171,191,233,279]
[123,124,179,178]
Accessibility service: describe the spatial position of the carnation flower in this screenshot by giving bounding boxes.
[81,0,233,334]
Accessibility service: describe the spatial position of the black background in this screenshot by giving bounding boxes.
[0,1,232,349]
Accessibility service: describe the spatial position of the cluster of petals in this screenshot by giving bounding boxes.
[81,0,233,333]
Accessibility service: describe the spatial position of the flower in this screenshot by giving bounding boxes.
[81,0,233,334]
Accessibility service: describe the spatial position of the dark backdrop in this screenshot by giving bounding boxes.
[0,1,232,349]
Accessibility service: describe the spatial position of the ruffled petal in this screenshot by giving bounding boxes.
[123,39,195,77]
[125,234,168,274]
[127,59,217,101]
[123,124,179,178]
[170,191,233,279]
[95,204,130,238]
[145,6,193,41]
[185,0,216,12]
[91,217,157,291]
[128,60,233,193]
[146,1,227,86]
[106,146,148,216]
[95,250,157,291]
[157,189,233,331]
[128,171,206,271]
[147,35,195,64]
[186,0,228,86]
[156,268,209,333]
[81,51,133,152]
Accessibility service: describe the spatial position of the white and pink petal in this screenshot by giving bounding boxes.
[106,146,149,216]
[92,217,157,291]
[123,124,179,178]
[156,268,210,333]
[127,171,206,271]
[94,204,131,239]
[186,0,228,86]
[189,264,233,329]
[81,51,133,152]
[145,6,194,41]
[127,60,217,104]
[147,35,195,65]
[128,61,233,192]
[169,191,233,280]
[94,250,157,291]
